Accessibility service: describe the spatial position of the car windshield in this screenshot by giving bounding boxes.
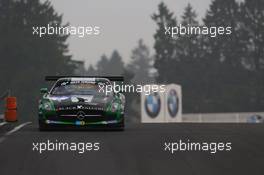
[50,80,111,96]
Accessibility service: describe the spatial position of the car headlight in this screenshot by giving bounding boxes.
[43,102,53,111]
[111,102,119,112]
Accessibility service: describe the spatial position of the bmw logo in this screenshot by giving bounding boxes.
[167,89,179,118]
[144,92,161,118]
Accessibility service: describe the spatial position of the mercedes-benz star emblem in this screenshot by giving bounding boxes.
[77,111,85,120]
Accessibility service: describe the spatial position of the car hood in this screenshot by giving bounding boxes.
[46,94,112,109]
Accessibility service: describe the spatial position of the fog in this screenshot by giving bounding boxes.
[47,0,211,66]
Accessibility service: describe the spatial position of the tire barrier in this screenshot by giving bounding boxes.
[141,86,165,123]
[5,97,17,122]
[141,84,182,123]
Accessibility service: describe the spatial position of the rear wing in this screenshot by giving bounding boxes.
[45,76,124,82]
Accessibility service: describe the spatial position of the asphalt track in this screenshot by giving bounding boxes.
[0,122,263,175]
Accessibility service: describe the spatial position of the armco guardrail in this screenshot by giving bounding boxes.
[183,112,264,123]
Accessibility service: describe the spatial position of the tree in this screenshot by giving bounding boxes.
[151,1,264,113]
[240,0,264,110]
[152,2,177,83]
[0,0,75,117]
[108,50,124,75]
[201,0,247,112]
[96,54,109,75]
[96,51,124,76]
[127,39,155,85]
[86,64,97,75]
[203,0,241,67]
[181,3,198,26]
[175,3,205,112]
[240,0,264,71]
[96,50,124,76]
[178,3,200,61]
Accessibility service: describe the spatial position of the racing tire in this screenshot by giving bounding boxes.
[116,117,125,131]
[38,120,49,131]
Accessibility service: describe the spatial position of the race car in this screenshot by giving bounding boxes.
[38,76,125,130]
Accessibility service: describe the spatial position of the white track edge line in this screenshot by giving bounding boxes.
[5,122,32,136]
[0,122,32,143]
[0,122,7,127]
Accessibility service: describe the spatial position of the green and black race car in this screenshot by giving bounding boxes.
[38,76,125,130]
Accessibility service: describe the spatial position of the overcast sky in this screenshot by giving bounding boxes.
[48,0,212,67]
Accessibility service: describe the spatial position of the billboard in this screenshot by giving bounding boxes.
[141,84,182,123]
[164,84,182,122]
[141,86,165,123]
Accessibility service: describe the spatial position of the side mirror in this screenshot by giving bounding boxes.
[40,88,48,94]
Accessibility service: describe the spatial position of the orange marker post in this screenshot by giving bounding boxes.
[5,97,17,122]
